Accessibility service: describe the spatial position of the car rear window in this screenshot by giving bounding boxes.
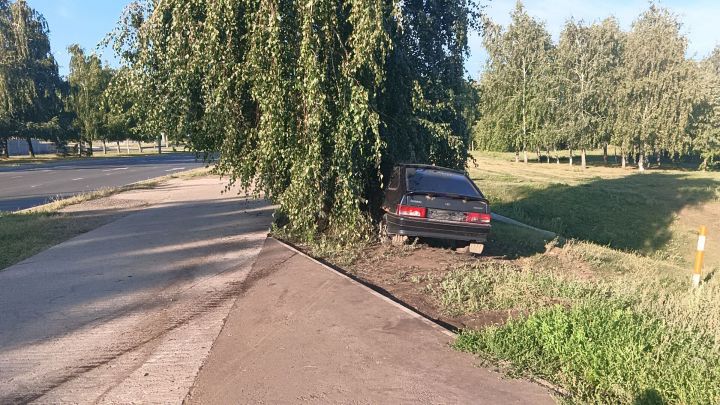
[405,167,481,197]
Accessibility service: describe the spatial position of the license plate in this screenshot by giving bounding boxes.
[427,209,465,222]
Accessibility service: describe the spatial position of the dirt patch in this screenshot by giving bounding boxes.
[340,242,515,330]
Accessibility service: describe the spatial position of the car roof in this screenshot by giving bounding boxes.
[395,163,466,175]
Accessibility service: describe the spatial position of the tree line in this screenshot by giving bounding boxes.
[473,2,720,170]
[0,0,151,158]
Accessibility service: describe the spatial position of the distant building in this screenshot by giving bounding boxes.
[6,138,57,155]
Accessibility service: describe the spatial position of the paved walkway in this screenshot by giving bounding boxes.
[187,239,554,404]
[0,177,273,404]
[1,177,554,404]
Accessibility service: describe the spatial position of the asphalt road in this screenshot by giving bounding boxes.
[0,153,205,211]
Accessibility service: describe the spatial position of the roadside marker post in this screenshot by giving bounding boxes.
[692,226,707,288]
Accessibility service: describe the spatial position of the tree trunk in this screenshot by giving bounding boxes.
[523,149,528,164]
[546,147,551,164]
[116,141,121,154]
[621,147,626,168]
[569,148,573,166]
[26,137,35,158]
[603,143,608,165]
[77,142,82,157]
[102,140,107,155]
[88,140,93,156]
[638,151,646,172]
[157,136,162,154]
[126,139,131,154]
[536,148,541,162]
[515,152,519,163]
[656,152,661,167]
[138,141,143,153]
[555,148,560,164]
[581,149,587,169]
[0,138,8,158]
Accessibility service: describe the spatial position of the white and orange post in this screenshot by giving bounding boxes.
[692,226,707,288]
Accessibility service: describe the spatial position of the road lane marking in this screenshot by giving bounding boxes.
[102,167,129,172]
[165,167,186,172]
[72,178,85,181]
[11,176,22,179]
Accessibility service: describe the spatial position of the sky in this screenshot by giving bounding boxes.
[27,0,720,79]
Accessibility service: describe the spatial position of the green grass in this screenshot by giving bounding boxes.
[443,152,720,403]
[0,211,116,270]
[469,151,720,266]
[455,301,720,404]
[435,221,720,403]
[436,261,602,316]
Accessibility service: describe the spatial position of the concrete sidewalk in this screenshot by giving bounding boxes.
[188,239,554,404]
[0,177,273,404]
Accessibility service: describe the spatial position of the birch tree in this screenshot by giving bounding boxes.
[615,6,690,171]
[476,1,553,163]
[556,18,622,168]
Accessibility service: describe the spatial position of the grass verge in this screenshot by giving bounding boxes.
[433,228,720,403]
[455,301,720,404]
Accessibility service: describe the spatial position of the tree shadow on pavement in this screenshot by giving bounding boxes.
[0,198,274,352]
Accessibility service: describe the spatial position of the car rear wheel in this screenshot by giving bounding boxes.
[381,214,408,246]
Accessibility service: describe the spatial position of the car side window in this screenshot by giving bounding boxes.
[388,168,401,190]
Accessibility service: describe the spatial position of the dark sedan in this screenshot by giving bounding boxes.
[381,164,491,254]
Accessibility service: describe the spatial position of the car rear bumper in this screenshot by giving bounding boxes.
[386,213,490,243]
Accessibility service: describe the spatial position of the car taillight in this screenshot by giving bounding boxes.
[397,205,427,218]
[466,212,491,224]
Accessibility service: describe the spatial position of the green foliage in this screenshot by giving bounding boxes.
[473,1,552,162]
[107,0,475,242]
[66,45,114,152]
[101,67,139,144]
[474,2,718,170]
[0,0,63,156]
[555,18,622,165]
[692,47,720,170]
[614,6,694,170]
[455,302,720,404]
